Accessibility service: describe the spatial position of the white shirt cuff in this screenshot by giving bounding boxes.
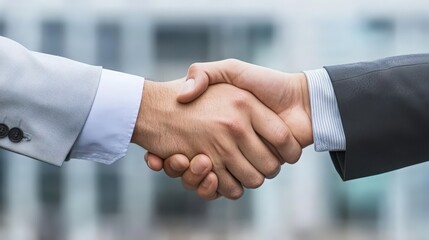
[69,69,144,164]
[304,68,346,152]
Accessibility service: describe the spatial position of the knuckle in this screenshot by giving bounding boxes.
[224,58,241,66]
[231,91,252,109]
[222,119,246,138]
[168,156,188,172]
[287,149,302,165]
[272,127,292,147]
[244,175,265,189]
[188,62,202,73]
[193,155,212,171]
[264,160,281,178]
[226,186,244,200]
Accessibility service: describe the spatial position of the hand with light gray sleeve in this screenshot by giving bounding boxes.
[146,55,429,199]
[0,36,297,199]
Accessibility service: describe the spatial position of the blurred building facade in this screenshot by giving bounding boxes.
[0,0,429,240]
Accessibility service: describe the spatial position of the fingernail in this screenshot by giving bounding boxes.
[201,178,211,189]
[180,79,195,94]
[147,159,152,169]
[191,162,206,175]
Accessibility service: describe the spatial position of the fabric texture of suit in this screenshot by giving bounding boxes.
[0,37,102,165]
[325,54,429,180]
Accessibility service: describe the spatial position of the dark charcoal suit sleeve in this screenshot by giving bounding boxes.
[324,54,429,180]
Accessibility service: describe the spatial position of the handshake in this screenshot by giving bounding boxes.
[1,35,422,193]
[131,59,313,200]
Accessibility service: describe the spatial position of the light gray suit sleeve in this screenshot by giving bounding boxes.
[0,37,102,166]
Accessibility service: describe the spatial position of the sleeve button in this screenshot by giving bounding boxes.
[0,124,9,138]
[8,127,24,143]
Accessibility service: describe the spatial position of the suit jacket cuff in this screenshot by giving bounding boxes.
[325,54,429,180]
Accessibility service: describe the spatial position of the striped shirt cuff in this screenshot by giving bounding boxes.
[304,68,346,152]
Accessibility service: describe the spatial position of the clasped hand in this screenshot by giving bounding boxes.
[131,59,313,200]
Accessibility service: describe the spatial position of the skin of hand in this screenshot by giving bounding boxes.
[132,79,297,199]
[145,152,220,200]
[145,59,313,200]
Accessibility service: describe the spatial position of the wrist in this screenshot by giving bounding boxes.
[297,73,311,121]
[131,80,184,153]
[296,72,314,145]
[131,80,165,148]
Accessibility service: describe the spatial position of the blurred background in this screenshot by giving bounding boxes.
[1,0,429,239]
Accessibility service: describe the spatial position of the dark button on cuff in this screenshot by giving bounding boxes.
[0,124,9,138]
[8,127,24,143]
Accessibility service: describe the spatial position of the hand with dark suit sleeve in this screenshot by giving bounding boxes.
[146,55,429,200]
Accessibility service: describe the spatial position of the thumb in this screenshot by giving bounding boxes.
[177,68,210,103]
[177,59,246,103]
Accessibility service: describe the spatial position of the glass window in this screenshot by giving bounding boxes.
[154,22,273,79]
[37,164,63,240]
[41,21,65,56]
[154,179,207,219]
[97,164,120,215]
[0,21,5,36]
[367,18,395,34]
[247,23,274,62]
[38,164,62,208]
[155,25,210,63]
[96,23,122,71]
[364,18,395,56]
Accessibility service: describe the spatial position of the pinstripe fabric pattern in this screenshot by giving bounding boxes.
[304,68,346,151]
